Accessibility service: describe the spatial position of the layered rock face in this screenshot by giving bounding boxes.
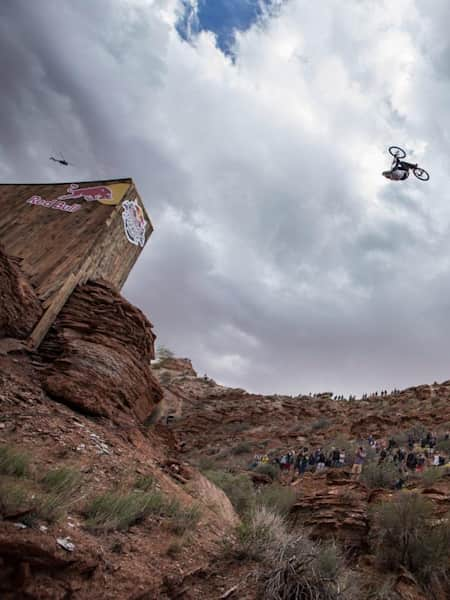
[0,244,42,339]
[38,280,162,423]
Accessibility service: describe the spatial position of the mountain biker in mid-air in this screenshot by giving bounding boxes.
[382,146,430,182]
[383,157,417,181]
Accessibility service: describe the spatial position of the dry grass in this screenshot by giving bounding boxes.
[0,479,29,515]
[167,502,201,536]
[260,531,356,599]
[233,506,287,562]
[0,445,30,477]
[85,489,167,531]
[204,470,255,517]
[256,483,296,517]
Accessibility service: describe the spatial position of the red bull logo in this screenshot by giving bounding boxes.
[26,195,81,212]
[122,198,147,247]
[58,184,112,202]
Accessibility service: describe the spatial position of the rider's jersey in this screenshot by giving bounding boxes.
[389,168,408,180]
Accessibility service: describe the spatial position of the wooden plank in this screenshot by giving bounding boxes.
[28,256,93,349]
[28,273,79,349]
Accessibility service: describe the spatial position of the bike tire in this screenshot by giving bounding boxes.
[413,167,430,181]
[388,145,406,159]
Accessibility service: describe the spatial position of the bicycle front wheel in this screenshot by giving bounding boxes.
[388,146,406,159]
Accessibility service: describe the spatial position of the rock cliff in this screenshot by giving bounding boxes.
[38,279,162,423]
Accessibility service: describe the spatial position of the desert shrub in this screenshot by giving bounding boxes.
[134,474,155,492]
[166,539,183,558]
[35,493,67,522]
[42,467,82,496]
[260,533,350,600]
[197,455,221,472]
[156,346,174,362]
[231,441,252,455]
[85,489,167,531]
[34,467,83,522]
[436,438,450,453]
[233,506,287,562]
[0,480,29,515]
[167,502,201,535]
[311,418,330,431]
[371,493,450,591]
[360,461,399,489]
[315,540,343,580]
[407,423,427,442]
[254,462,279,481]
[363,576,401,600]
[420,467,446,487]
[204,470,255,516]
[256,483,296,517]
[0,445,29,477]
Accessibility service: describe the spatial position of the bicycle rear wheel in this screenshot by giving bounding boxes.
[413,167,430,181]
[389,146,406,159]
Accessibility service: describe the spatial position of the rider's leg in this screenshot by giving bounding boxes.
[399,160,418,169]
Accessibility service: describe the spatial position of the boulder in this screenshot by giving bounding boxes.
[0,244,42,339]
[39,279,162,423]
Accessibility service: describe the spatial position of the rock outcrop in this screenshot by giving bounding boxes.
[158,357,197,377]
[38,280,162,423]
[0,244,42,340]
[292,470,369,552]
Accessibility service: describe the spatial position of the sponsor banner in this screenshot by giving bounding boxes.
[25,182,130,213]
[122,198,147,247]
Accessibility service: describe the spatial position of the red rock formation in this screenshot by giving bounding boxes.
[0,244,42,339]
[38,280,162,423]
[158,357,197,376]
[292,470,369,552]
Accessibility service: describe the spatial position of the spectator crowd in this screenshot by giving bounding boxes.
[249,429,450,485]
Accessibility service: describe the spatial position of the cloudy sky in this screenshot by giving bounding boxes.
[3,0,450,396]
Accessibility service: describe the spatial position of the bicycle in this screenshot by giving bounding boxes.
[388,146,430,181]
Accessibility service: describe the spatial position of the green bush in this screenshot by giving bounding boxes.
[254,462,279,481]
[233,507,287,562]
[360,461,399,489]
[34,467,83,522]
[311,418,330,431]
[371,492,450,592]
[260,532,350,600]
[436,438,450,453]
[42,467,82,496]
[231,442,252,455]
[0,480,29,515]
[256,483,296,517]
[203,470,255,517]
[35,493,67,522]
[167,502,201,535]
[0,445,29,477]
[85,489,167,531]
[134,474,155,492]
[156,346,174,362]
[420,467,446,487]
[197,456,221,472]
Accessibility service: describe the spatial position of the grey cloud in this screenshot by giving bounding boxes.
[3,0,450,396]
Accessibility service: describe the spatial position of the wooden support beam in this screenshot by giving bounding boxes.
[28,257,93,350]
